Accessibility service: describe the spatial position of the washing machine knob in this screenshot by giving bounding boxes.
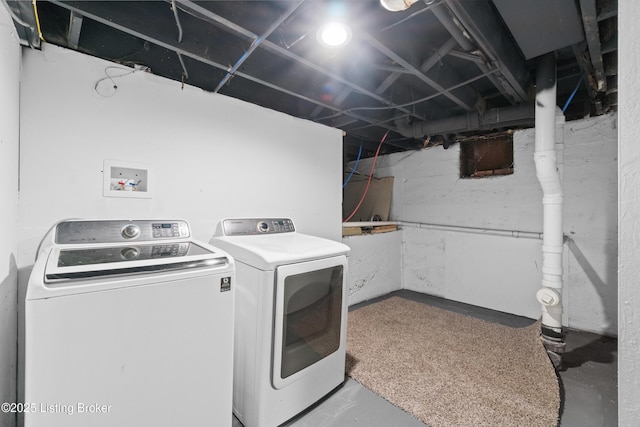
[122,224,141,239]
[258,222,269,233]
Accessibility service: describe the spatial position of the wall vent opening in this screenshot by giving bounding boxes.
[459,133,514,178]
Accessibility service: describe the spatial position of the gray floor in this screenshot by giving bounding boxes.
[235,290,618,427]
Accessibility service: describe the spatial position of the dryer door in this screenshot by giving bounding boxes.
[272,255,347,389]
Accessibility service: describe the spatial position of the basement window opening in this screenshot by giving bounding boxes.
[459,133,514,178]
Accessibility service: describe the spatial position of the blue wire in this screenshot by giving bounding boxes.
[562,75,584,113]
[342,142,363,188]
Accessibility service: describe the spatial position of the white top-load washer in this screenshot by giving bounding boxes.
[211,218,350,427]
[25,219,235,427]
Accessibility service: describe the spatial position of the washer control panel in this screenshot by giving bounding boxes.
[151,222,186,239]
[221,218,295,236]
[56,220,190,244]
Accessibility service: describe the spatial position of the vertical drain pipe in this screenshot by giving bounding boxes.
[534,54,565,368]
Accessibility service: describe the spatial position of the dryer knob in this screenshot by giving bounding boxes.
[122,224,141,239]
[258,222,269,233]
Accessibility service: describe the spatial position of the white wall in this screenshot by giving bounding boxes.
[17,43,344,270]
[618,2,640,423]
[562,116,617,335]
[0,6,20,427]
[344,231,401,305]
[351,113,617,335]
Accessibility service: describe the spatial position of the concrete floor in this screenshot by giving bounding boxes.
[235,290,618,427]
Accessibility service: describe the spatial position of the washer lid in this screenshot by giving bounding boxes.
[27,239,233,300]
[44,241,228,283]
[211,232,349,270]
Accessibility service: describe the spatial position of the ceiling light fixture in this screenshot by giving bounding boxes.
[379,0,425,12]
[317,22,352,47]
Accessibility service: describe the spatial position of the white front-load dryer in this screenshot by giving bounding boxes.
[211,218,350,427]
[25,219,235,427]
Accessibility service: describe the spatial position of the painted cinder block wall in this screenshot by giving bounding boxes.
[349,112,617,336]
[618,2,640,424]
[345,231,402,305]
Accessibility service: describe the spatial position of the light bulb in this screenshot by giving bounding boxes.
[380,0,420,12]
[317,22,352,47]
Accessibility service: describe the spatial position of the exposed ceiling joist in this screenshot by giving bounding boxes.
[48,0,407,135]
[579,0,607,92]
[173,0,428,124]
[4,0,616,162]
[446,0,530,103]
[67,11,82,49]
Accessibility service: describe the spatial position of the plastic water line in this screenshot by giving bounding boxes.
[562,74,584,113]
[342,142,363,189]
[343,131,388,222]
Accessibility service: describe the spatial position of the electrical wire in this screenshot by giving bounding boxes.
[32,0,44,41]
[315,69,498,122]
[94,66,135,97]
[177,52,189,87]
[342,141,362,188]
[171,0,183,42]
[343,130,389,222]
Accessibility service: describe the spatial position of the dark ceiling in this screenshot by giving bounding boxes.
[5,0,617,162]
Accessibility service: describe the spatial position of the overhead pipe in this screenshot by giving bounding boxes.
[534,53,565,368]
[393,103,535,139]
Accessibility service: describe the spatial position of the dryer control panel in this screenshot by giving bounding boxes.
[55,220,190,244]
[221,218,295,236]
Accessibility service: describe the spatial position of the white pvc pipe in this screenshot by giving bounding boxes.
[534,54,564,333]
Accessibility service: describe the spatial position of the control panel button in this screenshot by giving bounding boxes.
[122,224,141,239]
[152,222,186,239]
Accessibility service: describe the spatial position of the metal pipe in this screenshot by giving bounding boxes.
[393,102,534,139]
[401,221,543,240]
[534,53,565,368]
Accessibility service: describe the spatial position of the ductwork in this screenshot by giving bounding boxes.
[534,53,565,368]
[393,103,535,140]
